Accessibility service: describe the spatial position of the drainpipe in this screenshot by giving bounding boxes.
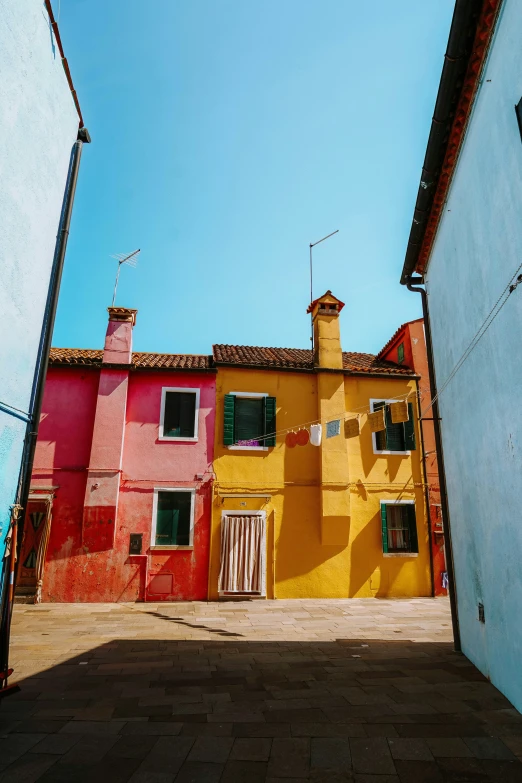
[405,276,461,652]
[415,378,435,598]
[0,128,91,694]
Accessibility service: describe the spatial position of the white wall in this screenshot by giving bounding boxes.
[424,0,522,711]
[0,1,80,550]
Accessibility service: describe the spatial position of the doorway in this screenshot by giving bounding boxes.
[218,511,266,597]
[17,492,53,603]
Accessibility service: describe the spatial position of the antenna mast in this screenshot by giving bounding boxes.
[309,230,339,355]
[110,249,140,306]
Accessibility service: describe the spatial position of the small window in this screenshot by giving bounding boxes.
[381,503,418,554]
[372,400,416,453]
[160,388,199,440]
[223,394,276,448]
[397,342,405,364]
[154,490,194,546]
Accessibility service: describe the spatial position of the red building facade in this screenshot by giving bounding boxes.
[378,318,447,596]
[25,307,216,602]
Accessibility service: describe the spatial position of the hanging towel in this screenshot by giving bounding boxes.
[285,431,297,448]
[389,400,409,424]
[218,515,264,593]
[345,417,360,438]
[296,428,310,446]
[310,424,322,446]
[368,408,386,433]
[326,420,341,438]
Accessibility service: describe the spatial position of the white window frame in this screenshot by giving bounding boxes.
[227,391,269,451]
[151,487,196,550]
[380,499,418,558]
[159,387,200,442]
[370,398,410,456]
[218,510,267,597]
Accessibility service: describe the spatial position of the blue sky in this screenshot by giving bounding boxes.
[54,0,454,356]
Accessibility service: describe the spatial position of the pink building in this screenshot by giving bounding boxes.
[23,307,216,603]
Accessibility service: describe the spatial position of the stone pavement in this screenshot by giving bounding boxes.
[1,598,521,782]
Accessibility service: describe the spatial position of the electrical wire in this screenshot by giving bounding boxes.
[238,389,416,445]
[421,263,522,417]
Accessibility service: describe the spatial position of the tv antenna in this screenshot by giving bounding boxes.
[110,249,140,306]
[309,230,339,353]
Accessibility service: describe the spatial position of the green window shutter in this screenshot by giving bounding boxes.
[264,397,276,447]
[397,342,405,363]
[374,401,386,451]
[163,391,181,437]
[384,405,406,451]
[407,504,418,553]
[179,393,196,438]
[155,491,192,546]
[403,402,416,451]
[164,391,196,438]
[381,504,389,554]
[235,397,264,443]
[223,394,235,446]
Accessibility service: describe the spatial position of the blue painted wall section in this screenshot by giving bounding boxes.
[424,0,522,712]
[0,1,79,567]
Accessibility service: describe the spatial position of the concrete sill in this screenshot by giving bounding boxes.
[150,545,194,551]
[228,446,269,452]
[383,552,419,558]
[158,437,198,443]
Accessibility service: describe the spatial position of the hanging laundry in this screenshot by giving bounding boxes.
[326,419,341,438]
[285,431,298,448]
[345,417,360,438]
[368,408,386,433]
[389,400,409,424]
[296,428,310,446]
[310,423,322,446]
[441,571,449,590]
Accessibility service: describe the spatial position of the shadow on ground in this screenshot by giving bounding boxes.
[1,630,522,782]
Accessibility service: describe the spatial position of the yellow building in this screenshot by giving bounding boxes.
[209,292,432,599]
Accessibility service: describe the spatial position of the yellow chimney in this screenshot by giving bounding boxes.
[308,290,344,369]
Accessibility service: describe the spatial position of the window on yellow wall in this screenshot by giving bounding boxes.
[381,502,418,554]
[223,393,276,447]
[372,400,416,453]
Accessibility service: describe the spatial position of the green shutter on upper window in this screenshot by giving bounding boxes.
[223,394,235,446]
[407,504,418,553]
[381,504,389,554]
[384,405,406,451]
[264,397,276,447]
[403,402,416,451]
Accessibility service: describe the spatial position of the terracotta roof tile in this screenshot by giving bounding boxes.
[48,348,211,370]
[213,345,414,376]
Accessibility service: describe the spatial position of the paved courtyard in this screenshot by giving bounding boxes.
[1,598,521,782]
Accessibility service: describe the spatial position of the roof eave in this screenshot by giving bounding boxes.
[400,0,503,285]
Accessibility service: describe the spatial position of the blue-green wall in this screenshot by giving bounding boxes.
[0,1,79,572]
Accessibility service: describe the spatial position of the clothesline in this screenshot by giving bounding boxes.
[246,390,417,445]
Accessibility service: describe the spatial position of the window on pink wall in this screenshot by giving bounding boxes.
[159,387,200,441]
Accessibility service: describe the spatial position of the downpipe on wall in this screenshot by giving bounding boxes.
[405,275,461,652]
[0,128,91,695]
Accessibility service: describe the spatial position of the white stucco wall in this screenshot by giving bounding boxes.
[0,1,80,553]
[424,0,522,711]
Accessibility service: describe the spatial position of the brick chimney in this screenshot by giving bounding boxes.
[103,307,137,364]
[82,308,137,551]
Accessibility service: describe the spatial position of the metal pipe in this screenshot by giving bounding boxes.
[0,129,90,691]
[415,378,435,597]
[405,276,461,651]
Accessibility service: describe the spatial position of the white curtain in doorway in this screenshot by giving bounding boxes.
[218,515,264,593]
